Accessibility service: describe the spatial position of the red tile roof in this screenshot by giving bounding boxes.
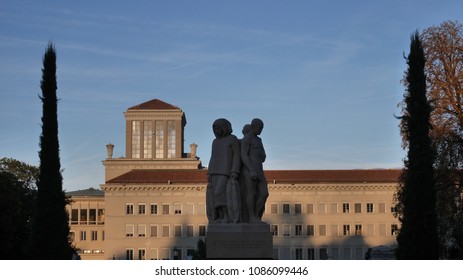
[128,99,180,110]
[106,169,401,185]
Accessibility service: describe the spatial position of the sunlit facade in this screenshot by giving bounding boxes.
[68,99,400,260]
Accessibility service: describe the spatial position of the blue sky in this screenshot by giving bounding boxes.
[1,0,462,191]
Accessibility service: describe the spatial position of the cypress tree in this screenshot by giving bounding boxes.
[30,43,74,259]
[396,32,439,259]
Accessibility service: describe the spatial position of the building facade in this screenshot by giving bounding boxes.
[68,99,400,260]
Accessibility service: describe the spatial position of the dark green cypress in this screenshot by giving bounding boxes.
[30,43,74,259]
[396,32,439,259]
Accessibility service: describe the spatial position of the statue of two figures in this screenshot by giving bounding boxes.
[206,118,269,224]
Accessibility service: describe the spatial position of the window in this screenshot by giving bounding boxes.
[80,230,86,241]
[295,225,302,236]
[199,225,206,237]
[162,225,170,237]
[343,225,351,236]
[71,209,78,224]
[319,248,328,260]
[342,203,350,213]
[270,204,278,214]
[379,224,386,236]
[354,203,361,213]
[155,121,165,159]
[174,203,182,215]
[186,225,194,237]
[132,121,141,159]
[89,209,96,224]
[271,225,279,236]
[138,204,146,215]
[138,224,146,237]
[150,204,158,215]
[367,224,374,236]
[343,248,351,260]
[331,248,339,260]
[318,203,326,214]
[167,120,176,158]
[80,209,87,224]
[319,225,327,236]
[98,209,105,224]
[102,230,105,241]
[283,224,290,236]
[355,224,362,235]
[162,204,170,215]
[308,248,315,260]
[282,203,290,214]
[174,225,182,237]
[391,205,398,213]
[126,249,134,260]
[198,203,206,215]
[391,224,399,235]
[186,203,194,215]
[294,204,302,214]
[379,203,386,213]
[331,225,338,236]
[126,225,134,237]
[126,204,134,215]
[138,249,146,260]
[150,225,158,237]
[367,203,374,213]
[295,248,303,260]
[307,203,314,214]
[143,121,152,159]
[307,225,314,236]
[91,230,98,241]
[330,203,338,214]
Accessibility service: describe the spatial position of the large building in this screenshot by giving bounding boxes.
[67,99,401,260]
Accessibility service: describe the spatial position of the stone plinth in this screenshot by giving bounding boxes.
[206,223,273,259]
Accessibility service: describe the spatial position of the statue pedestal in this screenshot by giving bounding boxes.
[206,223,273,259]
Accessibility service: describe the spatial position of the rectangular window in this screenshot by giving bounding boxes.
[186,203,194,215]
[150,204,158,215]
[342,203,350,213]
[167,120,176,158]
[331,248,339,260]
[367,224,374,236]
[282,203,290,214]
[186,225,194,237]
[331,225,338,236]
[155,121,165,159]
[270,204,278,214]
[126,225,134,237]
[320,248,328,260]
[295,248,303,260]
[391,224,399,235]
[138,224,146,237]
[198,203,206,215]
[307,225,314,236]
[174,225,182,237]
[294,203,302,214]
[143,121,152,159]
[295,225,302,236]
[343,225,351,236]
[308,248,315,260]
[71,209,78,224]
[132,121,141,159]
[379,224,386,236]
[307,203,314,214]
[91,230,98,241]
[319,225,327,236]
[283,224,290,236]
[354,203,362,213]
[199,225,206,237]
[98,209,104,224]
[126,249,134,260]
[162,204,170,215]
[162,225,170,237]
[271,225,279,236]
[379,203,386,213]
[391,206,398,213]
[318,203,326,214]
[174,203,182,215]
[343,248,351,260]
[355,224,362,235]
[126,204,134,215]
[80,209,87,225]
[330,203,338,214]
[138,249,146,260]
[150,225,158,237]
[138,204,146,215]
[80,230,86,241]
[367,203,374,213]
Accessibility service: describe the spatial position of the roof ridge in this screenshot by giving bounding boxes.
[128,99,180,110]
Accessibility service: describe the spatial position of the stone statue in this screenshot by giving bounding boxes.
[240,118,268,223]
[207,118,241,223]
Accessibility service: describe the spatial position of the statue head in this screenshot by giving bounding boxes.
[251,118,264,135]
[242,124,251,136]
[212,118,233,138]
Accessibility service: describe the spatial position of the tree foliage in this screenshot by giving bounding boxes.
[29,43,75,259]
[396,31,439,259]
